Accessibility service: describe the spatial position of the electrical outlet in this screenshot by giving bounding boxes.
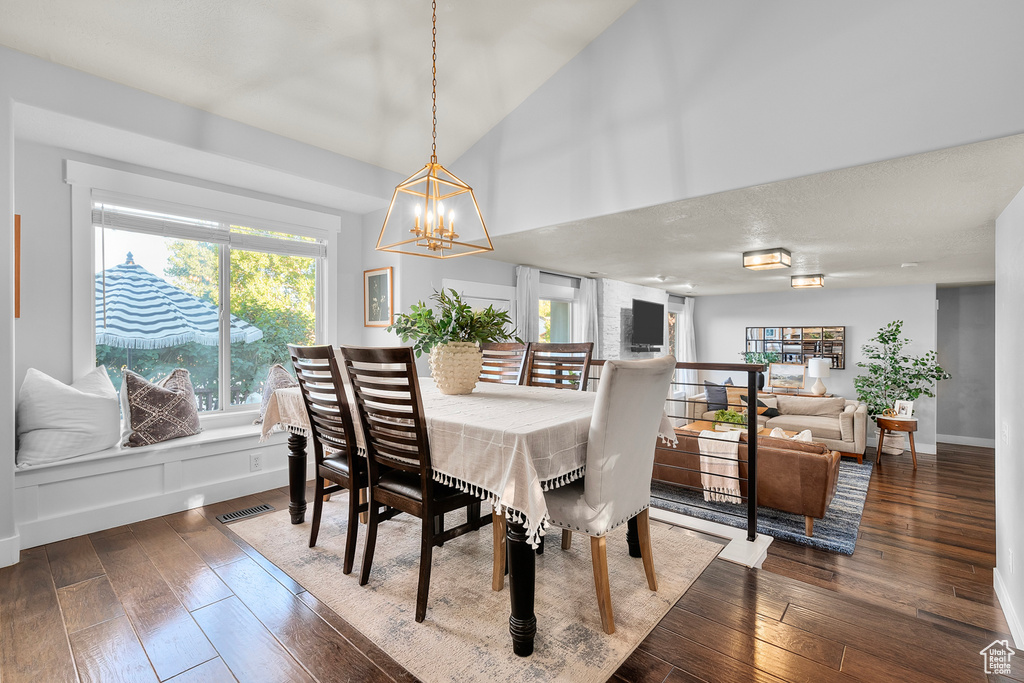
[250,453,262,472]
[1003,422,1010,445]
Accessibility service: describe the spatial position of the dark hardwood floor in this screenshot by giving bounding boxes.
[1,443,1015,682]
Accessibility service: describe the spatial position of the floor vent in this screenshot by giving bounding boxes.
[216,503,274,524]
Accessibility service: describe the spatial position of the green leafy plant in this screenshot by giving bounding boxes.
[741,351,781,366]
[714,409,747,426]
[388,288,522,357]
[854,320,951,421]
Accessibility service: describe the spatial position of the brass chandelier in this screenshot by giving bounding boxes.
[376,0,493,259]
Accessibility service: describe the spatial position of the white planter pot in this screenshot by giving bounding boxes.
[875,429,905,455]
[429,342,483,395]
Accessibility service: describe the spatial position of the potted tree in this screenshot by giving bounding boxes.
[854,320,951,454]
[388,288,522,395]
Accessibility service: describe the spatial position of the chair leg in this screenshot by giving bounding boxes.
[590,535,615,634]
[309,476,325,548]
[342,483,359,575]
[561,529,572,550]
[492,511,507,591]
[805,516,814,537]
[434,513,445,547]
[468,501,481,530]
[416,516,434,623]
[636,509,657,592]
[359,496,380,586]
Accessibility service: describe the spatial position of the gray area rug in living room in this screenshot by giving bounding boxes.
[231,496,722,683]
[651,459,874,554]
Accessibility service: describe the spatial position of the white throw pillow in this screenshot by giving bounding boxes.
[16,366,121,468]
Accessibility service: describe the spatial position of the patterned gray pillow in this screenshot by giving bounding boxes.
[254,364,298,425]
[121,369,202,447]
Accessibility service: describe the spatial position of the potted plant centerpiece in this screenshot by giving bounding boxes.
[388,288,522,395]
[854,320,951,454]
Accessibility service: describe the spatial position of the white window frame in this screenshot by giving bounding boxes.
[538,272,579,344]
[66,160,340,423]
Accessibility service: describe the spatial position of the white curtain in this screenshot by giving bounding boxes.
[677,297,697,393]
[572,276,600,358]
[515,265,540,343]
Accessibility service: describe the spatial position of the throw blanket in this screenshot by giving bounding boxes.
[698,429,742,503]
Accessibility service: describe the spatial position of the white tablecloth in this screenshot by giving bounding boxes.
[262,378,675,547]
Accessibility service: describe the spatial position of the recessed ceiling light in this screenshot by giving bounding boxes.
[791,274,825,288]
[589,271,605,276]
[743,248,792,270]
[901,262,919,268]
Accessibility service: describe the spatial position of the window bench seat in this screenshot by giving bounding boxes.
[14,421,300,549]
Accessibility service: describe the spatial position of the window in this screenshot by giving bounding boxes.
[538,299,572,343]
[92,198,324,413]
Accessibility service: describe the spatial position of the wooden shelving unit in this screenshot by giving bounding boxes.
[745,326,846,369]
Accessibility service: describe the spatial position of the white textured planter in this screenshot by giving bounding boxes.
[875,429,905,455]
[429,342,483,395]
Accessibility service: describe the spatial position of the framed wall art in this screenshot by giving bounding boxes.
[363,266,393,327]
[767,362,806,390]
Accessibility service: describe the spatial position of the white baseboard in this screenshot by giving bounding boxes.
[866,436,937,455]
[937,434,997,448]
[650,507,772,568]
[994,567,1024,648]
[0,531,21,568]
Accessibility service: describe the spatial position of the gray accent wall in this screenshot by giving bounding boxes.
[937,286,996,445]
[692,284,940,453]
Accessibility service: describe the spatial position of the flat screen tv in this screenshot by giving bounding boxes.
[631,299,664,346]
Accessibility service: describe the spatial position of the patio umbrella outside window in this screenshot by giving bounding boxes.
[96,252,263,349]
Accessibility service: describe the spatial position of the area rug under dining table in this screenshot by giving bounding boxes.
[232,495,722,683]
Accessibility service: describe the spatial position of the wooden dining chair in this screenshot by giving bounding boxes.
[520,342,594,391]
[339,345,489,623]
[544,355,676,634]
[478,342,528,384]
[287,344,367,574]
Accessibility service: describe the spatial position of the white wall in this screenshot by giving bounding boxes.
[692,284,940,452]
[994,187,1024,647]
[598,279,668,360]
[936,285,996,446]
[0,46,400,565]
[453,0,1024,237]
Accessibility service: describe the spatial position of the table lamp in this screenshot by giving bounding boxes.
[807,358,831,396]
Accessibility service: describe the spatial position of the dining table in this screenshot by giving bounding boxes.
[261,375,676,657]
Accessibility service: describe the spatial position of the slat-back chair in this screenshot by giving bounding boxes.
[520,342,594,391]
[478,342,527,384]
[340,345,489,623]
[288,344,366,574]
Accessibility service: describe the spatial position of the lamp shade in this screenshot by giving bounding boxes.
[807,358,831,378]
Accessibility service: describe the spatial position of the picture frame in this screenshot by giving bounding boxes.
[363,266,393,327]
[895,400,914,417]
[767,362,806,390]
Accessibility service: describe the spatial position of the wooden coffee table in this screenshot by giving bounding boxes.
[680,420,796,438]
[875,416,918,469]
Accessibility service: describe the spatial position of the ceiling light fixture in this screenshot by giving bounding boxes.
[742,247,792,270]
[376,1,492,259]
[791,274,825,288]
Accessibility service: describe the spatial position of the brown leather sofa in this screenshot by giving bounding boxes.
[653,430,842,537]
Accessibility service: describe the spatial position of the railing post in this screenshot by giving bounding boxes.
[746,366,759,542]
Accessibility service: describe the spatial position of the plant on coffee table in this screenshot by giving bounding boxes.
[714,409,747,426]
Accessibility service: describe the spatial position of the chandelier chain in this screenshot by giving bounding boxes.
[431,0,437,163]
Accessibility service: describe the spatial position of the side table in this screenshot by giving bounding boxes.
[875,416,918,470]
